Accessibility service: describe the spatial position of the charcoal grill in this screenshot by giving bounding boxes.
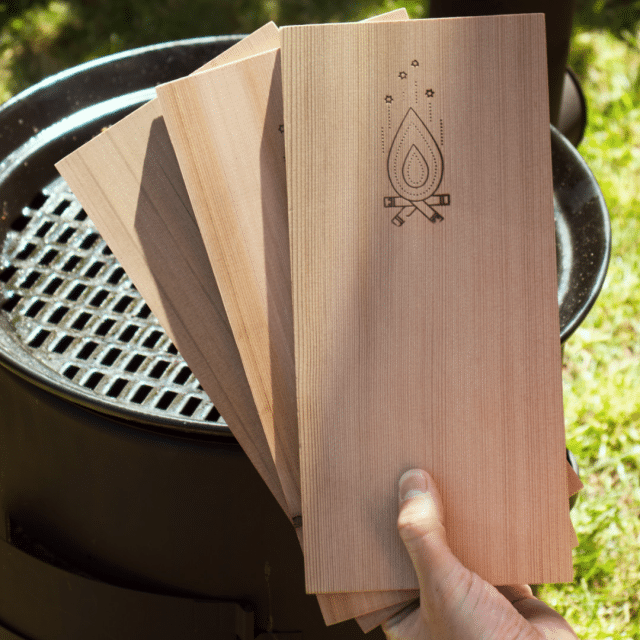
[0,36,610,640]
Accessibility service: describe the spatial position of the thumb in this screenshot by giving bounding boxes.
[397,470,530,638]
[397,469,462,594]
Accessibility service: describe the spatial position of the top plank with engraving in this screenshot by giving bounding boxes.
[282,14,575,594]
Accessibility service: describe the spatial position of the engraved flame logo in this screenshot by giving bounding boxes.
[388,108,443,201]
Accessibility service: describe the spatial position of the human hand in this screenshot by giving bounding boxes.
[382,469,579,640]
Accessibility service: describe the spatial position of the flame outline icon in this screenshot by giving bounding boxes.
[384,107,450,227]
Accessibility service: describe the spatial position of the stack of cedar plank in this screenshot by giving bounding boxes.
[57,11,580,631]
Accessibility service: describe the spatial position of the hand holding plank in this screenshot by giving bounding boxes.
[382,469,579,640]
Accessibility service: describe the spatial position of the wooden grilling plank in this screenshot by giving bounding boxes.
[60,12,420,627]
[282,15,575,593]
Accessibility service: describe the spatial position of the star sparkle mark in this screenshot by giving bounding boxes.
[425,89,435,98]
[385,95,393,104]
[278,124,284,133]
[398,71,407,80]
[411,60,419,67]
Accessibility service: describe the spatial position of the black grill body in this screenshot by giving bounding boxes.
[0,36,609,640]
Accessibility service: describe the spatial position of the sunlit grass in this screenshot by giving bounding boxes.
[539,26,640,640]
[0,1,80,102]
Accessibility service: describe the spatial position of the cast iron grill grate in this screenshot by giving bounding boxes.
[0,176,222,426]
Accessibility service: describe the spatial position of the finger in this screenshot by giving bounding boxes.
[510,597,578,638]
[496,585,576,637]
[495,584,536,604]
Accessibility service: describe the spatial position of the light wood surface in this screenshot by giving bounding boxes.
[156,40,420,623]
[282,15,575,593]
[157,48,299,515]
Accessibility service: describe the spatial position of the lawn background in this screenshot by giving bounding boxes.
[1,1,639,638]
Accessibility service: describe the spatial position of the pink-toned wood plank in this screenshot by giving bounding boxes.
[282,15,575,593]
[156,42,419,625]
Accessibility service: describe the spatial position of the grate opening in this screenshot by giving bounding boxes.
[25,299,45,318]
[118,324,138,343]
[107,267,125,285]
[0,265,18,283]
[180,397,201,417]
[39,249,58,266]
[0,179,223,430]
[156,391,177,411]
[2,294,21,312]
[71,311,92,330]
[125,354,145,373]
[84,261,104,278]
[149,360,170,379]
[79,232,99,250]
[89,289,109,307]
[48,305,70,325]
[20,270,40,289]
[62,255,81,272]
[52,200,70,216]
[66,283,86,301]
[142,330,162,349]
[113,295,134,313]
[56,227,75,244]
[34,221,54,238]
[10,215,31,232]
[77,341,98,360]
[136,304,151,319]
[95,319,115,337]
[107,378,128,398]
[101,348,122,366]
[84,372,103,390]
[15,243,36,260]
[205,407,221,422]
[63,365,79,380]
[131,385,152,404]
[43,277,63,295]
[28,329,50,348]
[173,366,192,385]
[53,335,74,354]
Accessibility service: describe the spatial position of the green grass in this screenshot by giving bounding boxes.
[539,21,640,640]
[1,2,639,638]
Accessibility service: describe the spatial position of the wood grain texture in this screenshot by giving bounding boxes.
[282,15,575,593]
[157,48,299,515]
[56,23,283,511]
[156,41,420,624]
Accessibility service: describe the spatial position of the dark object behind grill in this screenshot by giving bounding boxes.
[0,36,609,640]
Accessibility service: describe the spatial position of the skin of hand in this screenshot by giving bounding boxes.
[382,469,579,640]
